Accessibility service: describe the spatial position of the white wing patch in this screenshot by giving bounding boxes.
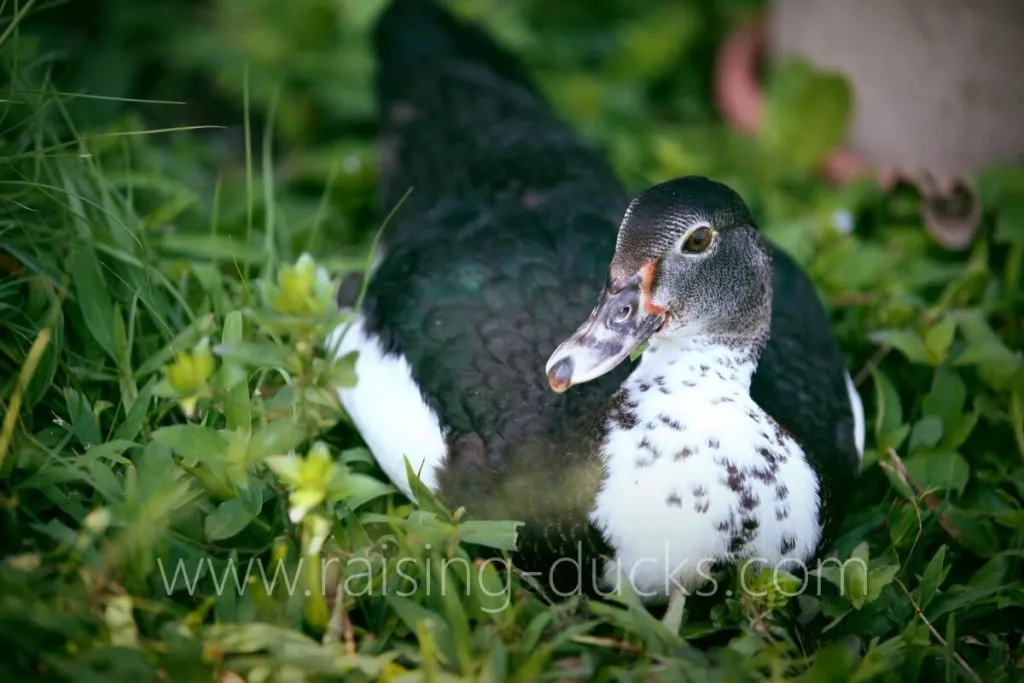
[844,371,865,463]
[326,314,449,502]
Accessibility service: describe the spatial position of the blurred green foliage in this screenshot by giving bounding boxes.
[2,0,1024,681]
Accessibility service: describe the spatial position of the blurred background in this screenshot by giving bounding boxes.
[11,0,1022,272]
[11,0,1024,262]
[14,0,768,256]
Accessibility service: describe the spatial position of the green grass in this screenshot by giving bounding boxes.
[2,0,1024,681]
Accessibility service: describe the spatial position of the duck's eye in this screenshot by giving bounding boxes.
[681,226,713,253]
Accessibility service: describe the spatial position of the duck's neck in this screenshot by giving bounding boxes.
[600,333,766,443]
[629,334,761,396]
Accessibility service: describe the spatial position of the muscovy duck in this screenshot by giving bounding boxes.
[328,0,864,624]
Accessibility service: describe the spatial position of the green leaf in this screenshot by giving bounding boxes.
[760,57,853,171]
[151,425,231,465]
[903,449,970,496]
[221,311,252,433]
[404,457,453,519]
[878,423,911,454]
[993,197,1024,244]
[920,369,978,449]
[71,243,117,360]
[865,563,900,603]
[457,520,522,551]
[868,329,930,365]
[924,316,957,364]
[888,504,920,548]
[328,472,396,510]
[63,387,101,447]
[235,477,264,517]
[386,594,456,666]
[942,409,979,450]
[112,303,131,378]
[916,544,949,610]
[471,559,514,620]
[386,510,458,549]
[246,421,308,462]
[908,415,943,453]
[879,450,916,502]
[159,234,269,264]
[967,555,1008,591]
[950,340,1020,370]
[871,368,904,440]
[612,5,701,82]
[815,241,893,290]
[87,459,125,503]
[850,636,907,683]
[792,643,855,683]
[925,584,1004,621]
[213,342,294,371]
[113,376,156,442]
[265,454,303,487]
[329,350,358,388]
[199,623,389,676]
[948,309,1023,389]
[941,507,1001,558]
[132,441,182,502]
[922,368,966,423]
[845,542,870,608]
[590,582,679,651]
[340,447,377,468]
[520,610,555,654]
[433,556,473,674]
[205,498,255,541]
[974,165,1024,210]
[82,439,137,464]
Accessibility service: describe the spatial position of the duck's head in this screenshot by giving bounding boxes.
[546,176,772,393]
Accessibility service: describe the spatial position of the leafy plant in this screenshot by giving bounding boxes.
[759,57,854,172]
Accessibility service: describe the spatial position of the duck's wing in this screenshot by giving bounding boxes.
[752,245,864,544]
[333,0,631,508]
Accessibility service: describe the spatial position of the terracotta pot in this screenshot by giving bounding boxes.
[768,0,1024,178]
[710,8,1023,249]
[713,12,892,187]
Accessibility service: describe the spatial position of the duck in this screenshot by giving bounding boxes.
[327,0,865,625]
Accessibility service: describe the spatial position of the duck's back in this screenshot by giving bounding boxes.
[371,0,628,219]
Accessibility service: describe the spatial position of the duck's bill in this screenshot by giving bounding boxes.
[545,278,666,393]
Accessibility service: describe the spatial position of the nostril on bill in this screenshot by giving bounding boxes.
[611,304,632,325]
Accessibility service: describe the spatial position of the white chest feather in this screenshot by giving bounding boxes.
[589,339,822,599]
